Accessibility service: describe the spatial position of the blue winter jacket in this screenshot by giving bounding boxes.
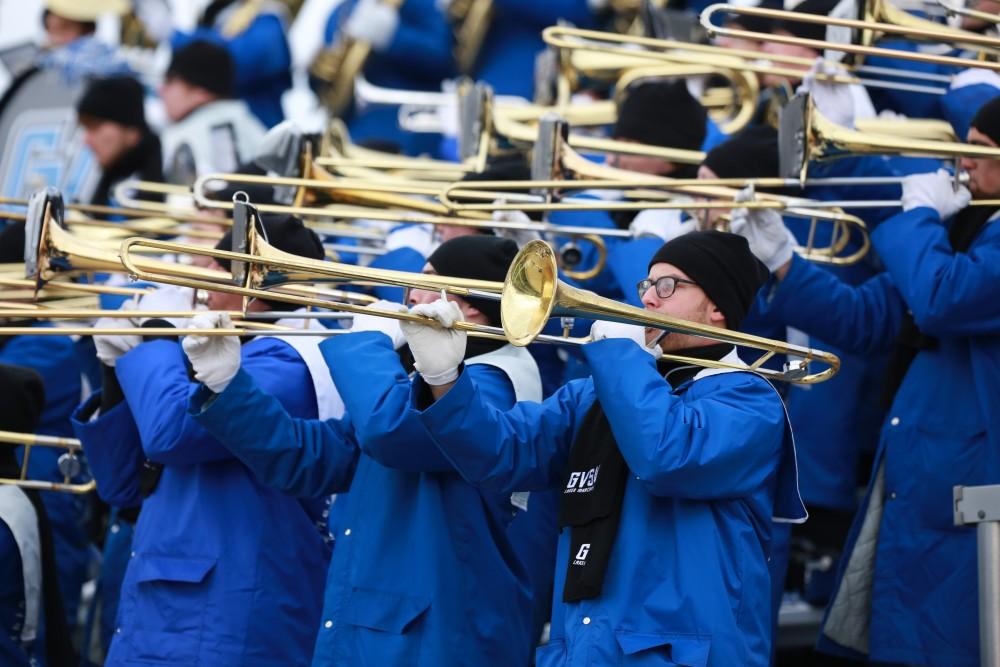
[172,10,292,127]
[80,338,330,666]
[758,205,1000,667]
[419,338,804,667]
[189,332,550,666]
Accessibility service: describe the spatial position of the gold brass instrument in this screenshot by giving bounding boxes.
[117,231,841,383]
[0,196,226,226]
[779,93,1000,182]
[438,178,871,266]
[0,431,95,494]
[543,26,954,95]
[851,0,1000,53]
[309,0,406,115]
[700,3,1000,71]
[450,0,494,74]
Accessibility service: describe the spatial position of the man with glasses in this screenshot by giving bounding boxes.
[406,230,806,667]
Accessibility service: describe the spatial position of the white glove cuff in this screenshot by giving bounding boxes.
[418,364,460,386]
[202,369,237,395]
[766,244,796,274]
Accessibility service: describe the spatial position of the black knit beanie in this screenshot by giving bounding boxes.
[166,40,235,98]
[971,95,1000,145]
[427,236,518,326]
[0,220,26,263]
[214,214,325,309]
[613,81,707,151]
[647,230,768,329]
[76,76,147,129]
[0,364,46,436]
[773,0,840,44]
[702,125,793,193]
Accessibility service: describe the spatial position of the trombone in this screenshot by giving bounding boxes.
[542,26,955,96]
[0,431,95,494]
[117,230,841,384]
[700,3,1000,71]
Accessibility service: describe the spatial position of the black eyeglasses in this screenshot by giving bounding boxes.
[636,276,697,300]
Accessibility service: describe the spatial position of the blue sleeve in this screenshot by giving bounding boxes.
[872,206,1000,338]
[116,339,316,466]
[382,2,455,75]
[493,0,594,26]
[171,14,290,88]
[190,368,359,497]
[758,255,905,355]
[321,332,517,472]
[420,372,592,493]
[71,394,144,508]
[583,339,786,499]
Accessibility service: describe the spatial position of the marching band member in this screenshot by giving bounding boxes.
[184,236,555,665]
[0,365,76,667]
[76,216,334,666]
[732,95,1000,667]
[136,0,293,127]
[75,75,164,207]
[314,0,454,156]
[158,40,266,186]
[412,231,805,666]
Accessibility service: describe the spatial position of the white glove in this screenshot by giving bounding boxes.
[181,313,242,393]
[350,300,407,349]
[384,224,435,257]
[901,169,972,219]
[492,207,542,247]
[729,188,797,273]
[399,298,466,385]
[436,80,459,138]
[94,300,141,367]
[590,320,661,359]
[629,208,696,242]
[134,285,199,328]
[134,0,173,43]
[344,0,400,51]
[798,58,872,129]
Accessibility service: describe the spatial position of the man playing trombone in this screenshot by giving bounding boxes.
[181,235,556,666]
[409,230,805,666]
[730,94,1000,667]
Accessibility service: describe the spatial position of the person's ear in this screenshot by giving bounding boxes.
[460,302,483,322]
[708,303,726,326]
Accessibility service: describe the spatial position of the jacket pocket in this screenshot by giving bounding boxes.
[341,588,431,666]
[121,555,216,664]
[614,631,712,667]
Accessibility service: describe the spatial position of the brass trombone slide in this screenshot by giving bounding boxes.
[0,430,95,494]
[543,26,953,95]
[700,3,1000,72]
[117,235,841,384]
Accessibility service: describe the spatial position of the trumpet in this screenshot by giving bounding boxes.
[117,227,841,383]
[0,431,95,494]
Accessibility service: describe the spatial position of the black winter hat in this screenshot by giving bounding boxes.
[214,214,324,310]
[971,95,1000,145]
[773,0,841,44]
[427,235,519,326]
[76,75,147,128]
[613,81,707,151]
[647,230,768,329]
[703,125,780,180]
[0,364,46,434]
[166,40,236,98]
[0,220,26,263]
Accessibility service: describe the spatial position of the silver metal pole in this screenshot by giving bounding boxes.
[979,521,1000,667]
